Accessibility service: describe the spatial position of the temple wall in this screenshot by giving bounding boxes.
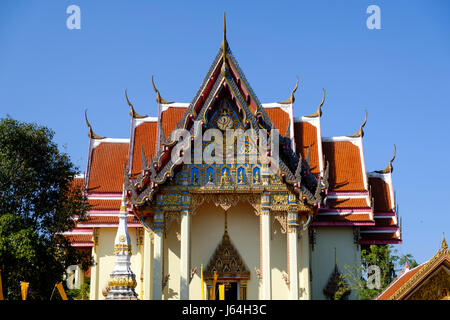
[188,201,260,299]
[310,227,361,300]
[159,202,312,300]
[299,227,311,299]
[90,227,143,300]
[270,218,289,299]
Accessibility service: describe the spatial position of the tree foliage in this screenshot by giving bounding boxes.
[0,117,91,300]
[343,244,417,300]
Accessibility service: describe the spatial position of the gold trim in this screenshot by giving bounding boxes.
[113,243,132,255]
[108,277,137,288]
[390,236,450,300]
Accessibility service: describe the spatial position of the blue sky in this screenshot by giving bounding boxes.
[1,1,449,265]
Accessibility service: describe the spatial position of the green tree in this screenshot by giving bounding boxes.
[343,245,416,300]
[0,117,91,300]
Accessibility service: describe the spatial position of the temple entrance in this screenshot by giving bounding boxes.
[204,212,250,300]
[209,281,238,300]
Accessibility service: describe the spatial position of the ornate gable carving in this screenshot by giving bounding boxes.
[204,230,250,280]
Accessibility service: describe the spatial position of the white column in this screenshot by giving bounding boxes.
[261,212,271,299]
[143,227,153,300]
[153,211,164,300]
[288,213,299,299]
[260,192,271,299]
[90,228,99,300]
[180,209,191,300]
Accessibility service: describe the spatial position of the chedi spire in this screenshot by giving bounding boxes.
[106,189,138,300]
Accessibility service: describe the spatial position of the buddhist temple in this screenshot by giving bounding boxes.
[64,15,401,300]
[377,236,449,300]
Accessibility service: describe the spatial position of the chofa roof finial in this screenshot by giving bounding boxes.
[377,144,396,174]
[84,109,105,140]
[125,89,147,119]
[152,76,173,105]
[348,110,367,138]
[305,88,326,118]
[278,76,299,104]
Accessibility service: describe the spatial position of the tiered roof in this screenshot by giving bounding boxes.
[65,15,401,247]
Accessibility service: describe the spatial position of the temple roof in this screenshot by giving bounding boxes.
[66,15,402,248]
[377,236,450,300]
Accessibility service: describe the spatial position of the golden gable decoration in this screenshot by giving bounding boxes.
[204,230,250,281]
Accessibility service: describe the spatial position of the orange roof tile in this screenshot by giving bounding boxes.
[88,199,121,211]
[65,234,93,244]
[88,142,129,193]
[161,107,187,139]
[327,198,369,209]
[293,121,320,174]
[132,121,158,175]
[377,265,424,300]
[322,141,366,192]
[264,108,290,137]
[369,177,393,212]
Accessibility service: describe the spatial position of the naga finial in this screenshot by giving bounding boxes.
[278,76,299,104]
[84,109,105,140]
[305,88,325,118]
[125,89,147,119]
[382,144,396,173]
[152,75,173,105]
[348,110,367,138]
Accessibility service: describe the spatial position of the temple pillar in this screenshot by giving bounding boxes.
[153,208,164,300]
[260,192,271,299]
[143,227,153,300]
[90,228,100,300]
[180,208,191,300]
[287,195,299,299]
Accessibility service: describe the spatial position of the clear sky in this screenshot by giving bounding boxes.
[1,0,449,266]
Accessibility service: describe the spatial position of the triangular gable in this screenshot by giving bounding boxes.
[126,17,322,210]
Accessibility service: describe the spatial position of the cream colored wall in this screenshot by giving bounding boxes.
[310,227,361,300]
[298,227,311,300]
[227,202,260,300]
[189,202,260,300]
[270,218,289,300]
[155,204,312,300]
[90,227,143,300]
